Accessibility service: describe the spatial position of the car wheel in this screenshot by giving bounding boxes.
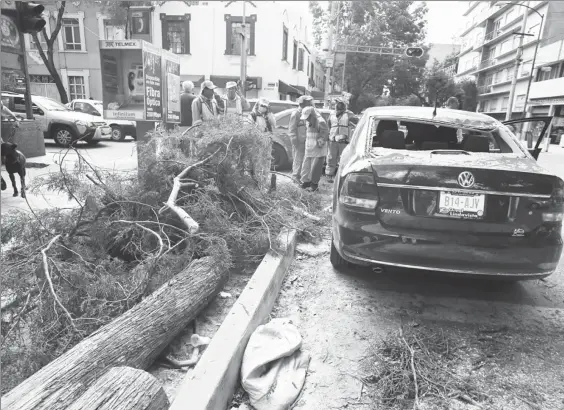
[111,125,125,141]
[271,142,289,170]
[87,140,100,146]
[53,126,75,147]
[330,238,350,270]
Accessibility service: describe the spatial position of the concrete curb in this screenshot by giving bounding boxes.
[169,228,298,410]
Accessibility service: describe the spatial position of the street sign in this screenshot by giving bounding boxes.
[325,58,334,68]
[405,47,424,58]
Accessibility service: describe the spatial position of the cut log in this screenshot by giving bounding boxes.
[2,257,228,410]
[66,366,169,410]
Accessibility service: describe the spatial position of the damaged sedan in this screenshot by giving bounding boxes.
[331,106,563,280]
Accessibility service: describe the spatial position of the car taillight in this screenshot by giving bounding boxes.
[339,172,379,210]
[542,188,564,222]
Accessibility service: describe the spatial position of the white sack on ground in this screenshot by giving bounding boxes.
[241,318,311,410]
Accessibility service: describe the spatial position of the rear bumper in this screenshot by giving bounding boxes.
[333,218,562,278]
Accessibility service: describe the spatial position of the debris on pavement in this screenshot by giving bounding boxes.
[296,242,329,258]
[241,318,311,410]
[220,291,233,298]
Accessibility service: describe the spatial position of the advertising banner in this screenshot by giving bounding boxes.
[142,41,163,121]
[162,49,181,123]
[100,40,145,120]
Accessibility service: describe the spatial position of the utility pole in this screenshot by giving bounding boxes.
[323,1,337,108]
[240,1,247,97]
[505,5,529,121]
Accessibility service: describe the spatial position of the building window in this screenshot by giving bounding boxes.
[104,19,125,41]
[62,18,82,50]
[68,76,86,100]
[501,96,509,110]
[161,14,190,54]
[515,94,525,109]
[310,62,314,79]
[521,61,532,77]
[225,15,256,56]
[485,73,493,85]
[527,24,540,42]
[292,40,298,69]
[298,48,304,71]
[537,63,559,82]
[504,8,515,25]
[500,38,512,54]
[282,25,288,61]
[307,55,310,76]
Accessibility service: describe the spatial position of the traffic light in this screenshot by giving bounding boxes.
[16,2,46,34]
[405,47,424,58]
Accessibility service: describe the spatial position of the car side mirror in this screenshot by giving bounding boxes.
[33,107,44,116]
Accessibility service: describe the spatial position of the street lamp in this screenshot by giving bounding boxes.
[497,2,544,117]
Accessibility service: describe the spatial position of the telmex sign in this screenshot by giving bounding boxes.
[101,40,142,49]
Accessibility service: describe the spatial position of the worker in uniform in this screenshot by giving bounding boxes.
[288,95,314,184]
[325,97,358,182]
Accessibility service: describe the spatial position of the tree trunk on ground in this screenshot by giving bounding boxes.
[2,257,228,410]
[66,367,169,410]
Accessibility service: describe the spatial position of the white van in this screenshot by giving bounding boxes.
[67,99,137,141]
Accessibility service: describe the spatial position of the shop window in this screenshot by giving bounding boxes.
[104,19,125,41]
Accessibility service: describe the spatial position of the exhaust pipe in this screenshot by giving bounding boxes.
[372,266,385,274]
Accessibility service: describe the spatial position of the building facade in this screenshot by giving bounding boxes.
[454,1,550,120]
[21,1,323,104]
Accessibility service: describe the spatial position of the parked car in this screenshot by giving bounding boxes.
[271,108,333,169]
[330,106,562,280]
[244,99,299,115]
[1,92,110,146]
[66,99,137,141]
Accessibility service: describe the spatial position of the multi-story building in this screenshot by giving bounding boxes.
[454,1,550,120]
[21,1,323,103]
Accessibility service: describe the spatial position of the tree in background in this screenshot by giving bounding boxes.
[311,0,429,113]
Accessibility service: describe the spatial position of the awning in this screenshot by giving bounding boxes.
[210,75,262,89]
[278,80,303,96]
[291,84,307,95]
[310,90,325,100]
[180,75,205,87]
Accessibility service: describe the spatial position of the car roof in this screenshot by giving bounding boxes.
[73,99,101,103]
[363,106,500,130]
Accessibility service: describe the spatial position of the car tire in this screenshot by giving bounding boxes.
[110,125,126,141]
[52,126,75,147]
[271,142,289,170]
[330,238,350,270]
[87,140,100,146]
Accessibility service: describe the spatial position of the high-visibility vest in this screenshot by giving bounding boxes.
[329,112,352,139]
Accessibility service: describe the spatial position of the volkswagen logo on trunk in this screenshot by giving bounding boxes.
[458,171,475,188]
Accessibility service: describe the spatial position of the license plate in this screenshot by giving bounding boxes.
[438,191,485,219]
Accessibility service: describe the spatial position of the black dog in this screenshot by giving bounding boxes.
[1,142,26,198]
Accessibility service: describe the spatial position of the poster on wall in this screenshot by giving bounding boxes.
[142,42,162,121]
[162,49,180,123]
[99,39,145,120]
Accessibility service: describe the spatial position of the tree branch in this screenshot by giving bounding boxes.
[159,147,222,234]
[49,1,67,47]
[40,234,78,332]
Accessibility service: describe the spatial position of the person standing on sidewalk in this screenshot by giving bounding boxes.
[325,97,357,182]
[288,95,313,184]
[180,81,196,128]
[219,81,250,117]
[249,98,276,132]
[300,106,329,192]
[192,80,220,125]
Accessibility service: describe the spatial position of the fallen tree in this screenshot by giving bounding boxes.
[2,257,226,410]
[0,117,326,394]
[66,366,169,410]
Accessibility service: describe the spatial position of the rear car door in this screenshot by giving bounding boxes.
[503,116,552,160]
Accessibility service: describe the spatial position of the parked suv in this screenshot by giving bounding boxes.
[67,99,136,141]
[1,92,110,147]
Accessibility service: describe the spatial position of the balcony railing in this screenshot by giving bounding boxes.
[478,85,493,94]
[483,29,501,44]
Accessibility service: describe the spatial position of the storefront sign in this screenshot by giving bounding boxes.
[529,97,564,106]
[100,40,141,49]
